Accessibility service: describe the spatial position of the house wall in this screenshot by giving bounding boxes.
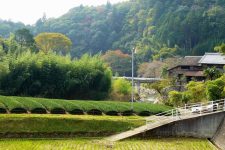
[202,64,224,69]
[168,65,204,83]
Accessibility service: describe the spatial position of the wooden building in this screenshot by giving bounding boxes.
[168,53,225,82]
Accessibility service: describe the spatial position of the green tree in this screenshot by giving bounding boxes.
[168,81,207,106]
[113,78,131,95]
[206,75,225,101]
[34,33,72,54]
[0,20,25,37]
[185,81,207,103]
[1,0,225,60]
[147,79,172,95]
[0,52,112,100]
[168,91,183,106]
[110,78,132,101]
[15,28,35,49]
[153,45,178,60]
[5,33,19,54]
[214,43,225,54]
[204,67,223,80]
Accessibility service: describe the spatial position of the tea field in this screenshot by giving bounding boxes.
[0,114,145,137]
[0,138,217,150]
[0,95,171,116]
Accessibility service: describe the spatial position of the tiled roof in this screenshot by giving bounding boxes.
[181,56,202,66]
[199,53,225,65]
[167,56,202,70]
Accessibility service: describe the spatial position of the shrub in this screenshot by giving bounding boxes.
[86,101,118,115]
[206,83,221,101]
[168,81,207,106]
[185,81,207,103]
[181,92,192,104]
[14,97,47,114]
[206,76,225,101]
[147,79,172,94]
[110,78,132,101]
[0,96,27,113]
[113,78,131,95]
[168,91,183,106]
[31,99,66,114]
[204,67,223,80]
[53,100,84,115]
[0,95,172,116]
[0,102,7,114]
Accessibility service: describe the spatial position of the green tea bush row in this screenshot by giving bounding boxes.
[0,96,171,116]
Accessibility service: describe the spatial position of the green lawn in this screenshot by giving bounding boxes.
[0,138,217,150]
[0,114,145,137]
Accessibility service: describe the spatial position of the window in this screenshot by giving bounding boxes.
[181,66,190,70]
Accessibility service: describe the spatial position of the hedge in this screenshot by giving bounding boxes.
[0,96,172,116]
[0,102,7,114]
[32,99,66,114]
[13,97,47,114]
[0,97,27,113]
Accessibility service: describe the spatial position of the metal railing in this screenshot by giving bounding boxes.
[146,99,225,127]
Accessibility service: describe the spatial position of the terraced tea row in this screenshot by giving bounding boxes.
[0,96,171,116]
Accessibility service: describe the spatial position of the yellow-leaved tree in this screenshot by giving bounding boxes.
[35,32,72,54]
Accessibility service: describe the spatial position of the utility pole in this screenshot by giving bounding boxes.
[131,47,135,111]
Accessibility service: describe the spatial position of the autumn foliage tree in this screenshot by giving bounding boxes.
[34,32,72,54]
[138,61,164,78]
[138,57,182,78]
[102,50,131,76]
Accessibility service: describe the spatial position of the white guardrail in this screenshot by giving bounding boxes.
[146,99,225,126]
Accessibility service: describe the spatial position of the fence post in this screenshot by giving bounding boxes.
[172,109,174,119]
[224,99,225,111]
[211,101,214,112]
[185,104,187,115]
[200,103,202,115]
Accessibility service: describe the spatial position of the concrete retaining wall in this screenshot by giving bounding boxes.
[212,116,225,150]
[137,112,225,139]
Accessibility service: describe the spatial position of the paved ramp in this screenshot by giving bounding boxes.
[105,117,175,142]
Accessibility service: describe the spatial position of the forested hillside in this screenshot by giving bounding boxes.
[0,20,25,37]
[1,0,225,61]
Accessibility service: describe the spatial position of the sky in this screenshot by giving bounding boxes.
[0,0,128,25]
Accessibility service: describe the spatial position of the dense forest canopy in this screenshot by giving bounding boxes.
[0,33,112,100]
[0,0,225,61]
[0,20,25,37]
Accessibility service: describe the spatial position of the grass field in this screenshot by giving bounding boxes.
[0,95,172,116]
[0,138,217,150]
[0,114,145,137]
